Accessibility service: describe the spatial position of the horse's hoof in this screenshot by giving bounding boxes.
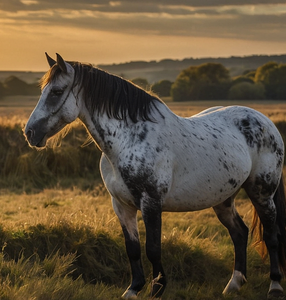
[151,284,164,299]
[268,289,286,300]
[121,289,137,300]
[222,270,247,295]
[150,272,166,299]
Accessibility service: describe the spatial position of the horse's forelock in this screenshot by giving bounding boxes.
[40,64,62,90]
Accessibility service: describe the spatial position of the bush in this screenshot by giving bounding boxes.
[228,82,265,100]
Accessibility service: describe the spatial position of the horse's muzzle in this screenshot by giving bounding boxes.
[24,127,47,148]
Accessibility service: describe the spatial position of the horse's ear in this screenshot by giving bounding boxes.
[45,52,56,68]
[56,53,67,73]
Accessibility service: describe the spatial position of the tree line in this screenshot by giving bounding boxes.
[1,60,286,101]
[136,61,286,101]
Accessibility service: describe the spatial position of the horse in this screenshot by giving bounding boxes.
[24,53,286,300]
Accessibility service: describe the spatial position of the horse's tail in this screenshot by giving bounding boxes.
[251,176,286,275]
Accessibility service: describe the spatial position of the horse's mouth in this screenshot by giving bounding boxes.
[35,136,48,148]
[28,136,47,149]
[24,128,48,149]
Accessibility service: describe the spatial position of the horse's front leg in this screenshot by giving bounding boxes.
[112,199,145,299]
[142,198,166,299]
[121,226,146,299]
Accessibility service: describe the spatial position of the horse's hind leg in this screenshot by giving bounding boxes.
[251,199,284,299]
[245,177,285,299]
[213,196,248,295]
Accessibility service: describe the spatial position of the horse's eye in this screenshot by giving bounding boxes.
[52,89,64,97]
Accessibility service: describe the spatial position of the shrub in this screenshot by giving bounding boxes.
[228,82,265,100]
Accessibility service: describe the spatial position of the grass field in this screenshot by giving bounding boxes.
[0,95,286,299]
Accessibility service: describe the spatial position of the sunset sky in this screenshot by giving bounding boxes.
[1,0,286,71]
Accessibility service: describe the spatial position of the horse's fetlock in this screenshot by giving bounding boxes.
[151,272,166,298]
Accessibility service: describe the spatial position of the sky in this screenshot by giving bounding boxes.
[1,0,286,71]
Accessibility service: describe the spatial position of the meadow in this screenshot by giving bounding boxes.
[0,95,286,299]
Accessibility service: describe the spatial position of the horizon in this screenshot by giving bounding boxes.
[1,52,286,73]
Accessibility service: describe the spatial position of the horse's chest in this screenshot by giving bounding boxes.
[118,161,169,208]
[101,147,172,209]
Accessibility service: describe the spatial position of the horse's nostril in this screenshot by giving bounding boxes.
[25,128,34,141]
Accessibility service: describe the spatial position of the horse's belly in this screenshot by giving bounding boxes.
[162,167,250,212]
[163,189,230,212]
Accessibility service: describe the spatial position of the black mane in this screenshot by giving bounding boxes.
[41,62,162,123]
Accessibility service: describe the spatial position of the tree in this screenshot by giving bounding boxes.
[231,75,254,86]
[151,80,172,97]
[254,62,286,99]
[228,82,265,100]
[255,62,278,83]
[171,63,231,101]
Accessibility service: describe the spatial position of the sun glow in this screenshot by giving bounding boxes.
[20,0,38,5]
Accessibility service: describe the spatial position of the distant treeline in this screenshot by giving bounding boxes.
[170,61,286,101]
[136,61,286,101]
[1,60,286,101]
[0,75,39,98]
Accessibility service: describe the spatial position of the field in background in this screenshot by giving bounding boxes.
[0,97,286,299]
[2,95,286,119]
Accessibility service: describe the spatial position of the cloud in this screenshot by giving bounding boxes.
[2,0,286,13]
[2,0,286,71]
[1,0,286,47]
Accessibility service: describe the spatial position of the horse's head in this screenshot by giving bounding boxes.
[24,53,80,148]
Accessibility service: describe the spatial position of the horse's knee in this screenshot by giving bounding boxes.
[222,270,247,295]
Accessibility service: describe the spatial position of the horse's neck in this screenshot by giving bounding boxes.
[79,109,117,153]
[79,101,172,155]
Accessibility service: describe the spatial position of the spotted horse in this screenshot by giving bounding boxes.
[24,53,286,299]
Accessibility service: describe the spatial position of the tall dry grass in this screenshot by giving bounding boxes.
[0,187,276,299]
[0,118,102,193]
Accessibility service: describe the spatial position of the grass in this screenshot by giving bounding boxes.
[0,99,286,299]
[0,117,102,193]
[0,188,279,299]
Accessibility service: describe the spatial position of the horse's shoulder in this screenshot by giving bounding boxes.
[100,154,111,179]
